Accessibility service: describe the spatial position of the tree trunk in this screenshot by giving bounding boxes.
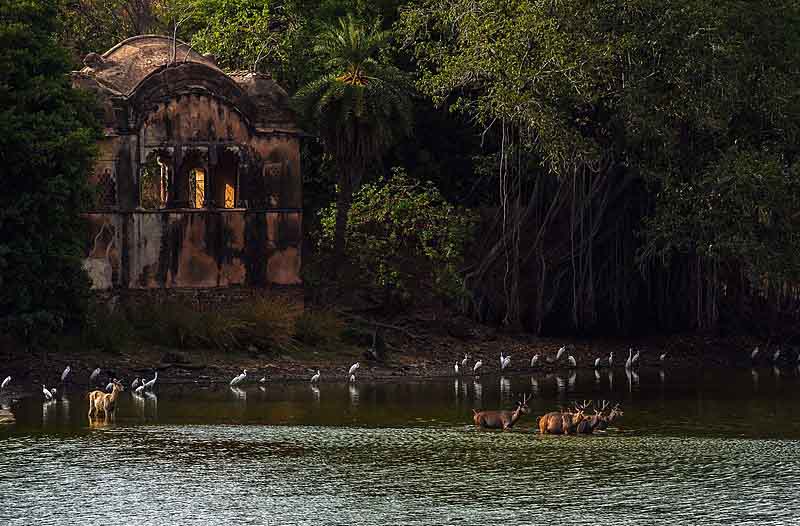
[332,171,354,278]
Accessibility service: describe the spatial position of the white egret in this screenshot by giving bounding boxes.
[625,348,633,369]
[230,369,247,387]
[608,352,614,367]
[567,355,577,368]
[556,346,566,361]
[632,349,640,366]
[499,352,505,368]
[106,382,114,393]
[750,346,760,361]
[594,357,601,368]
[454,362,460,375]
[143,371,158,391]
[259,377,267,384]
[659,352,668,362]
[1,376,10,389]
[61,366,71,382]
[310,370,320,383]
[348,362,360,376]
[134,383,145,396]
[130,378,140,389]
[530,354,539,367]
[773,349,781,362]
[89,368,101,384]
[461,354,470,369]
[42,385,54,401]
[501,354,511,371]
[473,359,483,374]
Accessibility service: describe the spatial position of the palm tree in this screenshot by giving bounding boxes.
[294,14,413,276]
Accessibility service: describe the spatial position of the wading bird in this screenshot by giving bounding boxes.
[556,346,566,361]
[530,354,539,367]
[348,362,360,377]
[473,359,483,375]
[501,354,511,371]
[454,362,460,375]
[134,383,145,396]
[143,371,158,391]
[625,349,633,369]
[259,377,267,384]
[230,369,247,387]
[632,349,640,366]
[89,368,101,385]
[1,376,10,390]
[594,357,601,368]
[568,355,577,368]
[659,352,668,363]
[130,378,140,390]
[61,366,71,383]
[608,352,614,367]
[461,354,470,370]
[773,349,782,363]
[750,346,760,362]
[310,370,320,383]
[42,385,55,401]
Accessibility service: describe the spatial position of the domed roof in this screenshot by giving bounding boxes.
[227,71,295,127]
[80,35,222,96]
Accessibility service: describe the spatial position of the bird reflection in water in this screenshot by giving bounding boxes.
[348,383,359,407]
[530,376,539,397]
[472,379,482,404]
[499,377,511,403]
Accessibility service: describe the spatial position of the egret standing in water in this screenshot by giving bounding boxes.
[750,346,760,362]
[530,354,539,367]
[773,349,782,363]
[61,366,71,383]
[625,348,633,369]
[130,378,140,390]
[42,385,55,401]
[659,352,668,363]
[310,370,320,383]
[454,362,460,375]
[230,369,247,387]
[473,359,483,375]
[348,362,360,377]
[89,367,101,384]
[556,346,566,361]
[501,353,511,371]
[143,371,158,391]
[594,357,601,369]
[632,349,640,366]
[461,354,470,370]
[1,376,10,390]
[608,352,614,367]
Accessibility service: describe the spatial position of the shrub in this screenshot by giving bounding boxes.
[293,309,343,346]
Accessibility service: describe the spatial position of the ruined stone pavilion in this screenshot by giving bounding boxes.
[72,36,302,305]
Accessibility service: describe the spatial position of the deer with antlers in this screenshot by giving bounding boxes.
[595,403,624,430]
[473,394,531,430]
[88,379,124,421]
[538,400,590,435]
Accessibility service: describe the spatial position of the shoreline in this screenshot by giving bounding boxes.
[0,330,785,400]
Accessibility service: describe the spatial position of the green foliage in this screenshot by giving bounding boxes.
[398,0,800,330]
[0,0,100,340]
[182,0,271,71]
[320,168,476,306]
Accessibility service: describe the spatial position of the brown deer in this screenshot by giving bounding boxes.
[88,379,124,420]
[595,403,623,430]
[577,400,609,434]
[538,401,588,435]
[473,394,531,430]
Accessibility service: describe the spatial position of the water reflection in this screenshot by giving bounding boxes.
[473,379,482,404]
[348,383,359,407]
[499,376,511,403]
[530,376,539,396]
[229,386,247,400]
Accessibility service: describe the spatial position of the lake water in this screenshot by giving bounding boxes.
[1,366,799,525]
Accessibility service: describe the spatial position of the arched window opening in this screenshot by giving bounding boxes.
[189,168,206,208]
[213,149,240,208]
[179,149,207,209]
[140,150,170,209]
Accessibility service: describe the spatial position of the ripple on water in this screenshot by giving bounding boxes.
[1,426,799,525]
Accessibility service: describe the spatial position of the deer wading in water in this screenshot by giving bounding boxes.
[473,394,531,430]
[88,379,124,421]
[538,401,589,435]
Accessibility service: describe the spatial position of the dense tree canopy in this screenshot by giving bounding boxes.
[0,0,100,338]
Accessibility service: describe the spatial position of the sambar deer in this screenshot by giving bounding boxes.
[473,394,531,430]
[88,379,124,420]
[538,401,588,435]
[577,400,610,434]
[595,403,623,430]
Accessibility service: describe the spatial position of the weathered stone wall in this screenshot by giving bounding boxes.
[92,285,303,313]
[84,210,301,290]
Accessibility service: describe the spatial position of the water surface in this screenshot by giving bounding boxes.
[1,367,799,525]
